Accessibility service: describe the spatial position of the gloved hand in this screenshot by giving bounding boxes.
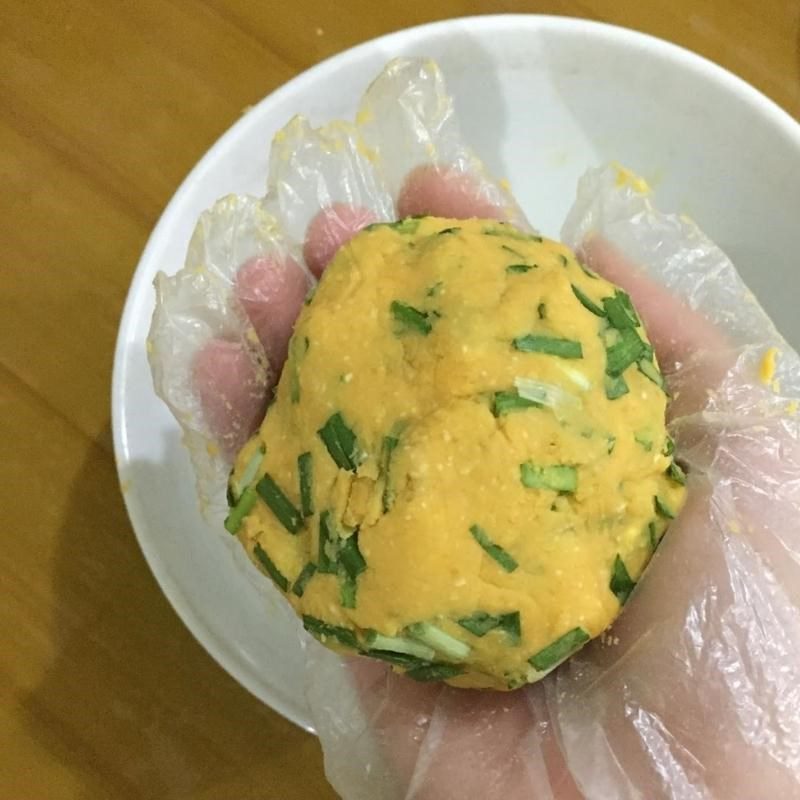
[148,60,800,799]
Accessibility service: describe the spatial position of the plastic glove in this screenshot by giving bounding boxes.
[147,59,800,799]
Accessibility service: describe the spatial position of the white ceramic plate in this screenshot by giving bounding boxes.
[112,15,800,734]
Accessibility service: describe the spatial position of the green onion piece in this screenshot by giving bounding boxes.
[381,433,401,512]
[607,435,617,455]
[520,463,578,493]
[338,532,366,579]
[634,431,653,452]
[302,615,357,649]
[501,244,526,259]
[297,451,314,517]
[253,542,289,592]
[291,562,317,598]
[317,411,360,471]
[579,262,598,278]
[288,337,308,403]
[224,485,258,534]
[648,521,659,551]
[239,445,266,493]
[226,479,236,508]
[654,496,676,519]
[537,303,547,320]
[469,524,519,573]
[339,575,357,608]
[604,373,630,400]
[667,461,687,485]
[405,663,465,682]
[366,217,422,234]
[506,264,533,274]
[603,291,640,329]
[571,284,606,316]
[637,358,666,389]
[364,631,436,661]
[513,334,583,359]
[407,622,471,661]
[492,389,542,417]
[317,511,339,574]
[605,328,647,376]
[426,281,443,297]
[438,226,461,235]
[255,473,303,534]
[458,611,521,643]
[609,554,636,604]
[663,437,675,457]
[558,253,569,267]
[529,627,590,671]
[483,224,542,242]
[366,650,430,669]
[390,301,433,335]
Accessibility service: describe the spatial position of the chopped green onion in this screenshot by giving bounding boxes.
[317,511,339,574]
[253,542,289,592]
[426,281,443,297]
[537,302,547,320]
[514,334,583,359]
[229,444,266,502]
[297,451,314,517]
[458,611,521,643]
[667,461,687,485]
[558,253,569,267]
[338,532,366,580]
[226,479,236,508]
[607,435,617,454]
[381,433,401,512]
[529,627,589,671]
[483,224,542,242]
[506,263,533,274]
[367,217,422,234]
[364,631,436,661]
[469,524,519,573]
[654,496,676,519]
[491,389,542,417]
[366,650,430,669]
[609,554,636,604]
[648,521,659,551]
[501,244,526,259]
[637,358,666,389]
[438,226,461,235]
[407,622,471,661]
[256,473,303,534]
[571,284,606,317]
[288,337,308,403]
[604,373,629,400]
[605,328,647,376]
[317,412,360,471]
[339,576,357,608]
[405,663,465,682]
[291,562,317,598]
[302,615,357,649]
[603,291,640,330]
[634,431,653,452]
[390,301,433,335]
[520,463,578,493]
[579,262,598,279]
[224,485,258,534]
[514,377,582,421]
[663,437,675,457]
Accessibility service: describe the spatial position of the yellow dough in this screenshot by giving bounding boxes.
[226,217,686,690]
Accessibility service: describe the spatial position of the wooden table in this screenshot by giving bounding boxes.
[3,1,798,797]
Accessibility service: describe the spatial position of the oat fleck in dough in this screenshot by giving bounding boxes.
[226,217,686,690]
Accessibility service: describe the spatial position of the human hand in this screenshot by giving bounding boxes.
[148,61,800,798]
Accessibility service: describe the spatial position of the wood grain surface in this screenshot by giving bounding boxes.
[2,1,798,798]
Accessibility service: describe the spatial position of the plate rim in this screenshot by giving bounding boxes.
[111,12,800,733]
